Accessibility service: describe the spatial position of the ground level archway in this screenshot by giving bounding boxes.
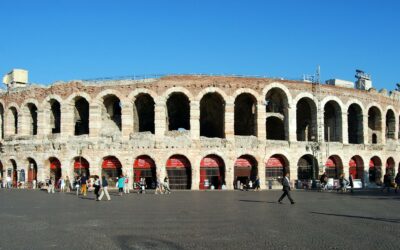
[102,156,122,187]
[166,155,191,190]
[369,156,382,185]
[134,155,156,189]
[74,157,90,177]
[27,158,38,188]
[386,157,395,176]
[200,155,225,190]
[297,155,318,181]
[49,157,62,188]
[325,155,343,179]
[234,155,258,189]
[349,156,364,179]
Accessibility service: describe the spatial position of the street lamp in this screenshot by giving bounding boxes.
[306,136,320,182]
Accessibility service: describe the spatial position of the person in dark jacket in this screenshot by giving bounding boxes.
[278,173,295,204]
[98,176,111,201]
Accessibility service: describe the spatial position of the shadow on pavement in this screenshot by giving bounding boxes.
[238,199,277,204]
[311,211,400,224]
[113,235,183,250]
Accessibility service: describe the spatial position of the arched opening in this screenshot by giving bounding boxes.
[0,104,4,139]
[200,155,225,190]
[385,110,395,140]
[27,158,38,188]
[10,159,17,187]
[102,156,122,187]
[368,107,382,144]
[167,93,190,131]
[26,103,38,135]
[266,155,289,188]
[325,155,343,179]
[265,88,288,140]
[73,157,90,177]
[134,94,155,133]
[266,116,285,140]
[386,157,395,176]
[102,95,122,132]
[133,155,156,189]
[50,99,61,134]
[324,101,342,142]
[348,104,363,144]
[234,93,257,136]
[297,154,318,181]
[200,93,225,138]
[166,155,191,189]
[372,134,377,144]
[349,156,364,180]
[49,157,62,188]
[9,107,18,135]
[369,156,382,185]
[74,97,89,135]
[296,98,317,141]
[234,155,258,189]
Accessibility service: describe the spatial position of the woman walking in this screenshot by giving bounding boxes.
[118,175,125,196]
[65,176,71,193]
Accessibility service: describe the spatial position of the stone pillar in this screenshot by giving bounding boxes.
[259,159,266,189]
[288,105,297,142]
[341,112,348,144]
[121,102,133,140]
[395,115,399,142]
[190,101,200,140]
[318,107,324,142]
[257,102,266,139]
[225,101,234,140]
[89,104,101,138]
[191,164,199,190]
[154,98,166,138]
[381,116,386,144]
[224,159,234,190]
[61,105,74,136]
[37,109,48,138]
[290,166,298,189]
[18,110,28,136]
[363,114,369,144]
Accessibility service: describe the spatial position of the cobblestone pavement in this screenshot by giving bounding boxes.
[0,189,399,250]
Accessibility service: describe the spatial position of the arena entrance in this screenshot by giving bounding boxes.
[266,155,289,188]
[166,155,191,189]
[27,158,38,188]
[199,155,225,190]
[369,156,382,185]
[234,155,257,189]
[102,156,122,187]
[349,156,364,179]
[10,160,18,187]
[325,155,343,179]
[134,156,156,189]
[49,157,62,188]
[73,157,90,177]
[386,157,395,176]
[297,155,318,183]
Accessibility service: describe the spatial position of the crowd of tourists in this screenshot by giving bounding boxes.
[42,173,173,201]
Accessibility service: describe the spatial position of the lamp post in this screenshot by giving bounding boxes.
[306,136,320,182]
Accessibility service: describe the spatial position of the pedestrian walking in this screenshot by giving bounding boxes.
[163,177,171,194]
[93,175,101,201]
[349,174,354,193]
[98,176,111,201]
[382,173,391,193]
[80,174,88,196]
[60,177,65,192]
[278,173,295,204]
[254,176,260,191]
[139,177,146,194]
[74,176,80,196]
[155,176,163,195]
[338,173,348,193]
[48,177,55,194]
[124,175,130,194]
[6,176,11,189]
[118,175,125,196]
[65,176,71,193]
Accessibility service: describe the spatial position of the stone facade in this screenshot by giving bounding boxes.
[0,75,399,190]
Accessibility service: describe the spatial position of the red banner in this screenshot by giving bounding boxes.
[201,156,222,168]
[74,159,89,169]
[134,157,155,169]
[325,158,335,168]
[50,159,61,170]
[166,156,189,168]
[266,157,284,168]
[102,157,122,169]
[234,158,253,168]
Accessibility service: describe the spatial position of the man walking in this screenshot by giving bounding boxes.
[278,173,295,204]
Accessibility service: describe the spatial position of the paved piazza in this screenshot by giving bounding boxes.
[0,189,399,250]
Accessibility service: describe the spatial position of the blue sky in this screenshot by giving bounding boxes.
[0,0,399,90]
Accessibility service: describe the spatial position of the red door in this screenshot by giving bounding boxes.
[200,156,224,190]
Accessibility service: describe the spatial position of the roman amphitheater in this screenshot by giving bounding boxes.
[1,71,399,190]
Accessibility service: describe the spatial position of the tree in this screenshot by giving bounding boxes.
[396,83,400,91]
